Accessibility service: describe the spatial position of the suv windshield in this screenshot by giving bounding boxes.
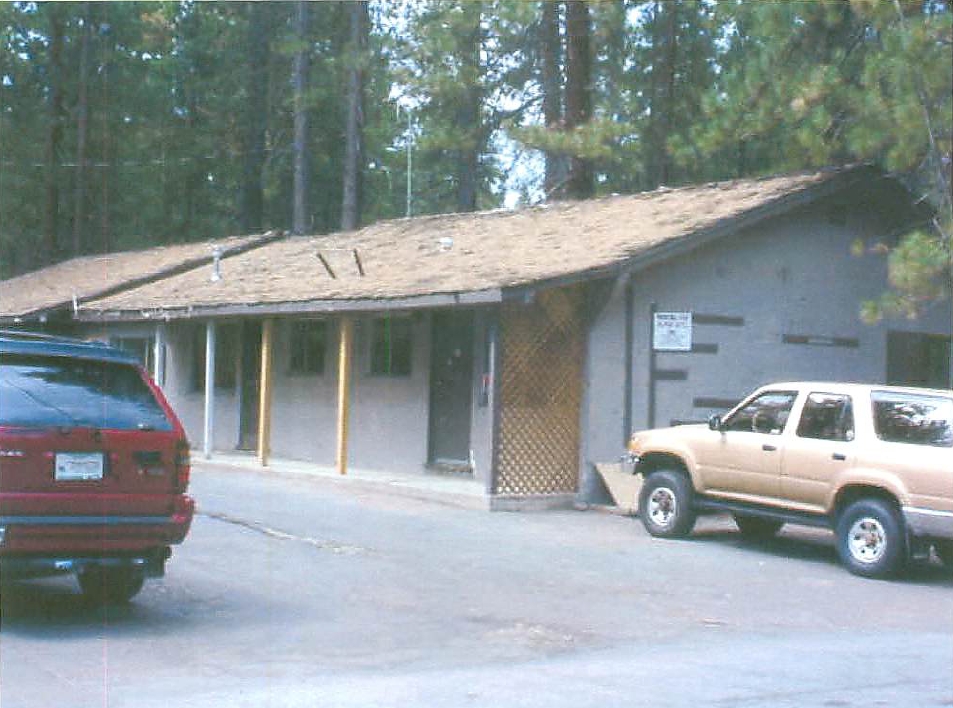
[0,354,172,431]
[871,390,953,448]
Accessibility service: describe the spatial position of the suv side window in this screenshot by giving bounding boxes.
[872,390,953,448]
[723,391,798,435]
[797,392,854,441]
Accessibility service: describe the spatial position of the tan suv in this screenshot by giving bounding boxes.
[624,383,953,578]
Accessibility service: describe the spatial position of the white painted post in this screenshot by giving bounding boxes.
[153,324,166,388]
[203,321,216,459]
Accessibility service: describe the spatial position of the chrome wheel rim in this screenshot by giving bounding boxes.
[648,486,677,528]
[847,516,887,564]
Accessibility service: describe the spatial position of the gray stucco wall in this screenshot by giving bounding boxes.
[582,199,952,500]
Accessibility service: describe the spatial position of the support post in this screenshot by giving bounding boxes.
[203,321,216,459]
[257,319,274,466]
[153,323,166,388]
[648,301,657,429]
[623,278,634,446]
[336,316,354,475]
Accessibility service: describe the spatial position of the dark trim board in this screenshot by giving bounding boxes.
[783,334,860,348]
[693,314,745,327]
[693,397,739,410]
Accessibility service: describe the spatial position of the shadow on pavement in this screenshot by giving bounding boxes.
[0,576,196,638]
[690,524,953,586]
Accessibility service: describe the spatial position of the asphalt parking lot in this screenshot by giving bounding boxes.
[2,463,951,708]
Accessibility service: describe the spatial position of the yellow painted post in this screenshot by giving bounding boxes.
[257,318,274,467]
[336,316,354,475]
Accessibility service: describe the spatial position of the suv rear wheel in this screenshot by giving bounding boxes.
[78,567,145,605]
[835,499,906,579]
[638,469,696,538]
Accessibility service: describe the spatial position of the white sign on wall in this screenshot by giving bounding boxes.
[653,312,693,352]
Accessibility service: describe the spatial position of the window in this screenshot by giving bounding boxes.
[797,393,854,441]
[0,354,172,431]
[887,331,951,389]
[723,391,798,434]
[370,316,413,376]
[289,320,327,375]
[191,325,238,392]
[872,391,953,448]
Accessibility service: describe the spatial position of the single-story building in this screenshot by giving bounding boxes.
[4,165,951,508]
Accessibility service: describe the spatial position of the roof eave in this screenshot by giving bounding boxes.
[75,288,504,322]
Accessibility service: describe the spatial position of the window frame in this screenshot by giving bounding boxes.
[368,316,414,378]
[722,390,799,435]
[288,319,328,377]
[796,392,855,442]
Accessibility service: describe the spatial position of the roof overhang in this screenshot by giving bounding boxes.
[77,288,504,322]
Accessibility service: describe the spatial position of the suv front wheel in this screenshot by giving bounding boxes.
[639,469,696,538]
[835,499,906,579]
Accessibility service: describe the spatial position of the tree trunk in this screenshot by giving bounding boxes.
[455,3,482,213]
[240,2,270,235]
[292,0,312,235]
[42,5,65,266]
[99,21,111,253]
[564,0,592,200]
[341,1,368,231]
[541,0,564,198]
[648,0,678,187]
[72,2,92,257]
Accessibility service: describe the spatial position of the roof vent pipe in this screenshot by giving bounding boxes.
[210,247,223,282]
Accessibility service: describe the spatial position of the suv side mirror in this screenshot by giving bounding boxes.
[708,414,723,431]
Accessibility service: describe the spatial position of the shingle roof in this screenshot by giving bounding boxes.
[0,232,282,322]
[77,165,881,321]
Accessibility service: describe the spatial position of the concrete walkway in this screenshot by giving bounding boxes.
[196,451,489,510]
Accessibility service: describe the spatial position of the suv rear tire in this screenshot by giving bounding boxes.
[78,567,145,605]
[835,499,906,579]
[733,514,783,539]
[638,469,696,538]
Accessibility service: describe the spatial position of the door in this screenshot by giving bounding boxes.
[428,311,474,468]
[694,390,798,502]
[238,321,262,451]
[780,391,855,512]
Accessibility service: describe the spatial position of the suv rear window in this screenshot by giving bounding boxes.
[0,354,172,431]
[871,390,953,448]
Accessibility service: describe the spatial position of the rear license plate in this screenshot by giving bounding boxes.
[54,452,105,481]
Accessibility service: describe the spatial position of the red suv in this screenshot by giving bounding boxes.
[0,331,194,603]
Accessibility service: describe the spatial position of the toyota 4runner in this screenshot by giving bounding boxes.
[0,331,194,602]
[624,382,953,578]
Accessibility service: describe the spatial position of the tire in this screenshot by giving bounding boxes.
[78,567,145,605]
[835,499,906,579]
[733,513,783,539]
[638,469,696,538]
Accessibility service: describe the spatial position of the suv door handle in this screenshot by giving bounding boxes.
[832,453,846,461]
[762,444,777,452]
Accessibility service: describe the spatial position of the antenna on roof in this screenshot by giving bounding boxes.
[210,246,223,282]
[353,249,365,277]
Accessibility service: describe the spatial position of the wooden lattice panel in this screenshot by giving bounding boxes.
[494,286,585,495]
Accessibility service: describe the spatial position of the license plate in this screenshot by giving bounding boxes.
[54,452,105,481]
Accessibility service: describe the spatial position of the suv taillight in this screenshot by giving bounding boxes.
[174,439,191,493]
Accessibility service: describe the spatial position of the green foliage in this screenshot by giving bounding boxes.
[0,0,949,318]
